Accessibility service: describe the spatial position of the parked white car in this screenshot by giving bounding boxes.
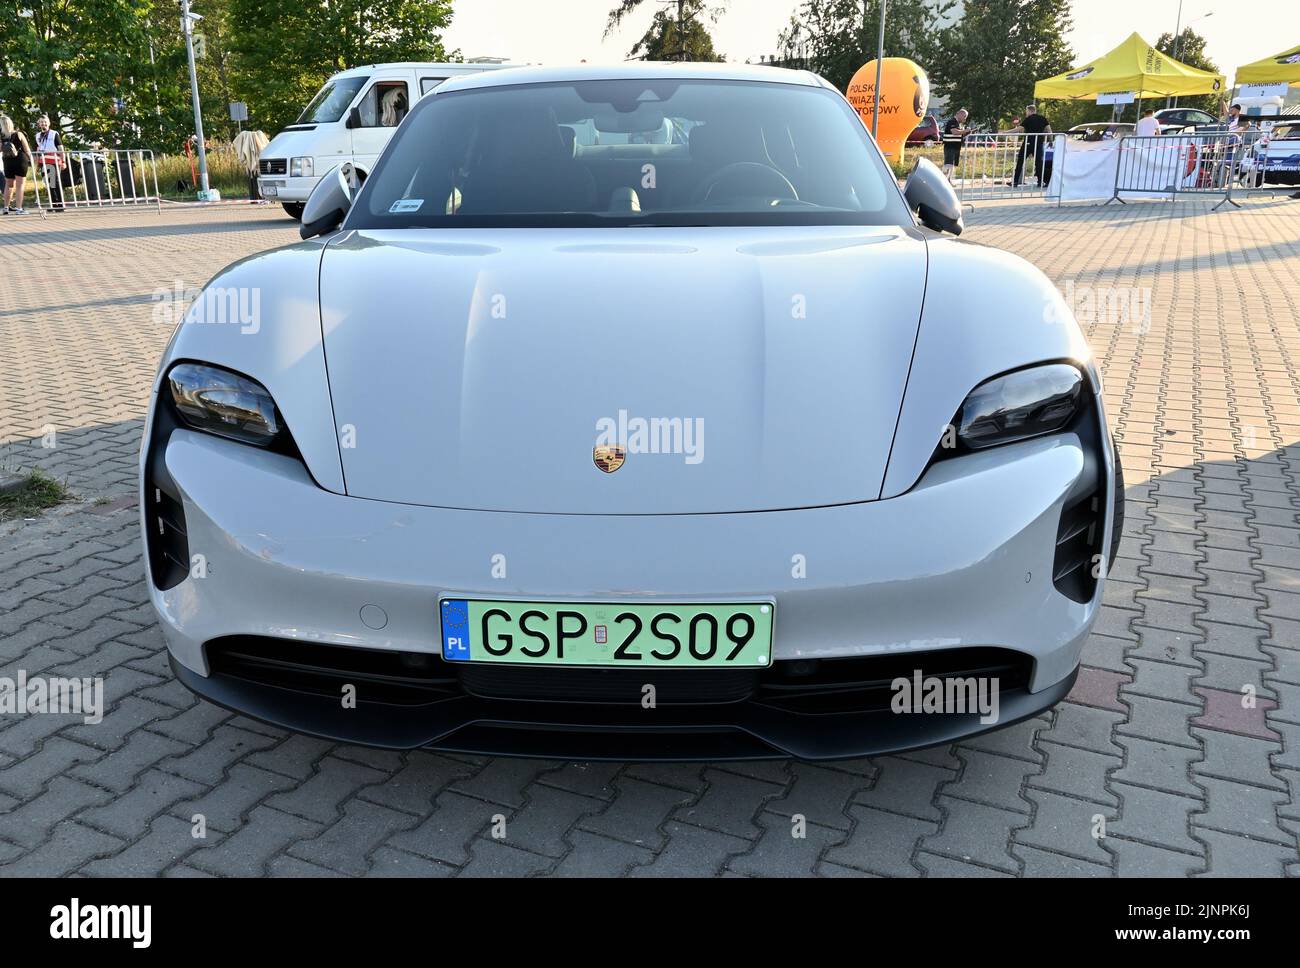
[143,64,1119,760]
[258,62,515,219]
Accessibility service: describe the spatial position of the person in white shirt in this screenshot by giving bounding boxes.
[1135,109,1161,138]
[34,114,65,211]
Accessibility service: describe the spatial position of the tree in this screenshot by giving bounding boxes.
[775,0,956,93]
[0,0,174,148]
[227,0,456,135]
[606,0,725,62]
[1155,28,1222,115]
[935,0,1074,130]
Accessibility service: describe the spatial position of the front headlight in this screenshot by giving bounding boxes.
[290,156,314,177]
[167,363,282,446]
[956,363,1083,450]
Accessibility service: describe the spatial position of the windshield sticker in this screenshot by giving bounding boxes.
[389,198,424,213]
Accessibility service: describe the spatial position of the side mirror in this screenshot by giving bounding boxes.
[345,106,363,130]
[300,163,357,240]
[903,157,964,235]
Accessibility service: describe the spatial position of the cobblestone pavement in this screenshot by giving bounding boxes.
[1,198,1299,877]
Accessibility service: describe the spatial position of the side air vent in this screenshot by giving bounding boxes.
[146,478,189,590]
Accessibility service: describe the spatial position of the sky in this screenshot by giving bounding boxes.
[442,0,1294,80]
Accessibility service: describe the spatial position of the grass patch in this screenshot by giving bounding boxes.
[0,469,75,521]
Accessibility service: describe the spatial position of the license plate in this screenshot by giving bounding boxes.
[261,185,278,197]
[440,599,773,668]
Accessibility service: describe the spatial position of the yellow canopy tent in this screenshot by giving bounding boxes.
[1235,45,1300,87]
[1034,32,1226,100]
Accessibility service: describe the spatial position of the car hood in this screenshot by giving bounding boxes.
[262,128,325,161]
[318,225,928,514]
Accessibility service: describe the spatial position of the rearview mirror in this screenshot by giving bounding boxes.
[903,157,964,235]
[300,163,357,240]
[345,106,363,130]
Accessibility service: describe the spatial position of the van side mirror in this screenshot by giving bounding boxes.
[903,157,964,235]
[345,106,362,130]
[300,163,357,240]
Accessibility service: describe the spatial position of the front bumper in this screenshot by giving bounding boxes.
[257,174,317,202]
[144,428,1105,759]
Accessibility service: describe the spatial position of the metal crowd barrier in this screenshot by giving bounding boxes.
[28,148,162,214]
[955,132,1066,206]
[1110,128,1297,209]
[1110,133,1241,207]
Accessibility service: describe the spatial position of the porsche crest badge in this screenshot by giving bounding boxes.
[593,445,626,474]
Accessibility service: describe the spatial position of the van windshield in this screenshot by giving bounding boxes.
[297,75,368,124]
[350,78,910,228]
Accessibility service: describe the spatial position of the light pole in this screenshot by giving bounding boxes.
[871,0,887,138]
[1166,5,1214,108]
[181,0,210,197]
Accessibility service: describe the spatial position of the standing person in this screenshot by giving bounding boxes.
[34,114,66,211]
[941,108,970,182]
[1225,103,1244,132]
[1135,108,1161,137]
[0,114,32,214]
[1013,104,1052,187]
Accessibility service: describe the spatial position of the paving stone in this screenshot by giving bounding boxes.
[944,749,1037,814]
[386,790,496,867]
[823,805,937,876]
[726,811,846,877]
[186,805,323,877]
[288,798,418,876]
[1194,829,1297,877]
[628,821,751,877]
[171,763,298,832]
[764,762,872,831]
[1015,789,1116,866]
[1027,742,1121,807]
[578,776,695,850]
[1107,781,1205,855]
[853,755,954,822]
[1191,776,1292,846]
[671,768,783,839]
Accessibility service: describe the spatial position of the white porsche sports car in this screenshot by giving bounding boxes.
[142,64,1119,760]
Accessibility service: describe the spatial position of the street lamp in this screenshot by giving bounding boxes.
[181,0,212,198]
[1167,4,1214,108]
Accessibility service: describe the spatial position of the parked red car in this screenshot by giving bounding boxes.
[907,115,941,145]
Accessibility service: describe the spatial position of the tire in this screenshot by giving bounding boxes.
[1108,435,1125,569]
[281,202,305,220]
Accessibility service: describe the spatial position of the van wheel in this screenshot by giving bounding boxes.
[1108,435,1125,569]
[281,202,305,220]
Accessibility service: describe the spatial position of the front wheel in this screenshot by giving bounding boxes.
[281,202,305,220]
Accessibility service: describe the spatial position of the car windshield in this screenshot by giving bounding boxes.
[350,77,909,228]
[297,75,368,124]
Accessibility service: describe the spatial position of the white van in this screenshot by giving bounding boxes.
[258,62,515,219]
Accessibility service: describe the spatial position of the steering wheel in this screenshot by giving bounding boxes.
[696,162,798,204]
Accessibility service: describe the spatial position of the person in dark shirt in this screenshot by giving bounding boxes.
[1013,104,1052,187]
[941,108,969,180]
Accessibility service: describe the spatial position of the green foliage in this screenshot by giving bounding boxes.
[1153,28,1222,116]
[935,0,1074,130]
[0,0,455,150]
[606,0,725,62]
[777,0,957,92]
[227,0,455,135]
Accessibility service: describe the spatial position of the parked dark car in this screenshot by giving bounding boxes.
[1154,107,1218,130]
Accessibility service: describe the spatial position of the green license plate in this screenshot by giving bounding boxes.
[440,599,773,668]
